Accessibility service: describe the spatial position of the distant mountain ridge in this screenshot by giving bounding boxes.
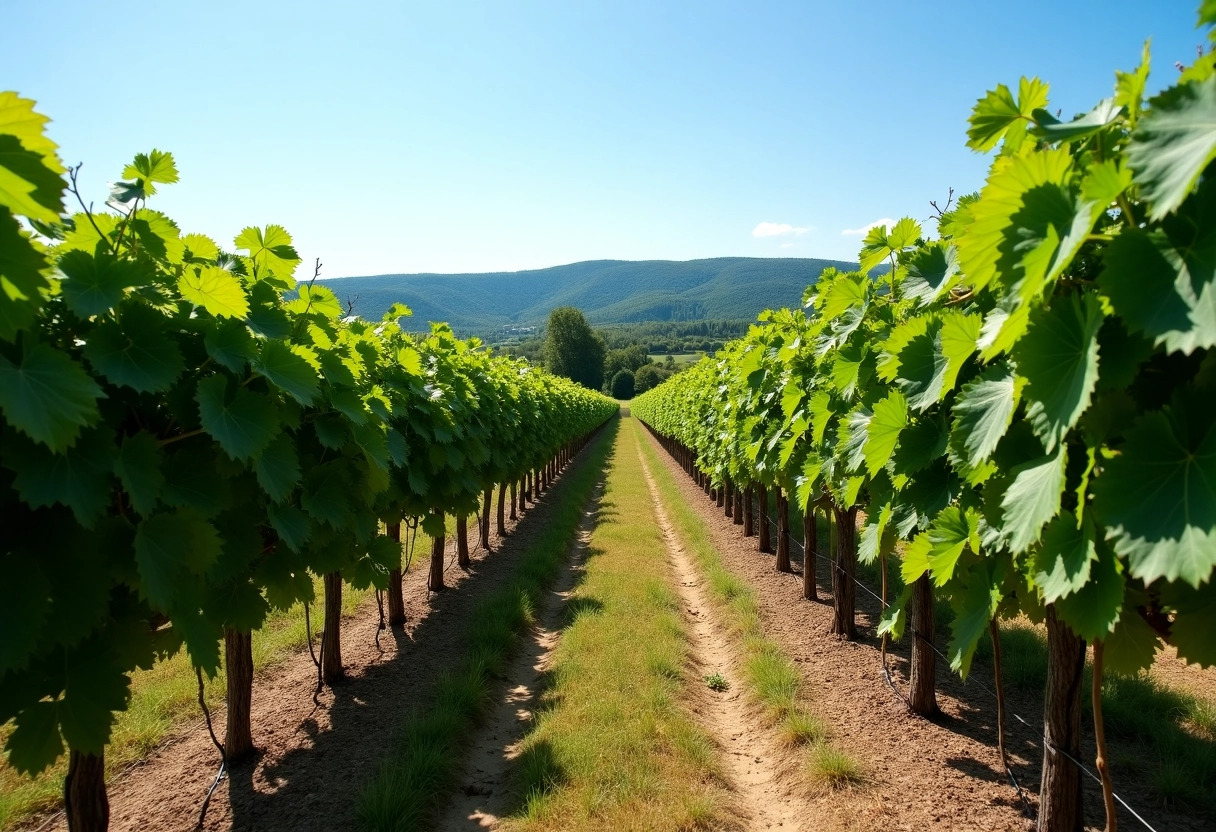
[322,256,862,334]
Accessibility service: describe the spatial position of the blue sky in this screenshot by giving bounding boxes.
[2,1,1204,278]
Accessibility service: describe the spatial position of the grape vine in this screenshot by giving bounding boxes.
[635,8,1216,830]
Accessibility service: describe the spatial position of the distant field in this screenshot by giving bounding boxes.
[649,352,703,364]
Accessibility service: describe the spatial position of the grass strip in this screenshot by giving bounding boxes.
[356,419,621,831]
[499,415,727,832]
[635,419,862,789]
[0,577,374,830]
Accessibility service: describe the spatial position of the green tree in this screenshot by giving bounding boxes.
[610,369,635,399]
[544,307,605,390]
[634,363,662,393]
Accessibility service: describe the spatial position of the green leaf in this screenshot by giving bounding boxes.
[161,447,229,516]
[267,503,310,551]
[892,414,947,474]
[205,581,269,632]
[195,374,279,460]
[6,428,115,525]
[122,149,178,196]
[1115,41,1151,127]
[1013,293,1104,452]
[894,312,979,411]
[83,304,184,393]
[966,77,1049,153]
[179,266,249,319]
[948,563,1005,678]
[203,318,256,372]
[1031,97,1123,143]
[234,225,301,279]
[254,433,300,503]
[902,242,960,307]
[1102,602,1160,675]
[957,148,1095,300]
[1053,543,1124,642]
[4,700,62,776]
[864,391,906,477]
[1093,396,1216,587]
[0,133,64,223]
[951,364,1018,469]
[819,272,867,320]
[114,431,164,516]
[58,251,148,318]
[0,343,103,451]
[1098,181,1216,355]
[127,211,184,263]
[1001,445,1067,553]
[1032,511,1096,603]
[134,509,223,608]
[0,209,51,340]
[0,91,64,172]
[926,506,980,587]
[58,641,130,754]
[1126,75,1216,221]
[253,339,319,405]
[899,532,932,584]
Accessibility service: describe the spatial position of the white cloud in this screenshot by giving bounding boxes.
[841,217,896,236]
[753,221,809,238]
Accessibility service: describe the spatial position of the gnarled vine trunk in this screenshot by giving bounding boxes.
[322,571,344,684]
[510,480,518,520]
[497,483,507,536]
[775,487,791,572]
[224,627,255,761]
[481,487,492,548]
[802,505,818,600]
[1038,605,1086,832]
[830,505,857,639]
[386,521,405,626]
[757,484,773,554]
[428,512,446,591]
[743,484,755,536]
[908,574,938,716]
[64,749,107,832]
[456,513,471,568]
[733,486,743,526]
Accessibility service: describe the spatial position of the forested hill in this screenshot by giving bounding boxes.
[322,257,862,333]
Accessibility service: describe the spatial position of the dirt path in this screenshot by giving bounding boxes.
[434,480,604,830]
[25,451,600,832]
[636,445,805,832]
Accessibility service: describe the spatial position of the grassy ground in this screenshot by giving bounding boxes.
[0,577,374,830]
[635,422,861,790]
[356,421,621,832]
[499,416,729,832]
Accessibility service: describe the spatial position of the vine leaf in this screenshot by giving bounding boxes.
[1001,445,1067,553]
[234,225,300,279]
[864,391,907,477]
[82,305,184,393]
[1126,75,1216,221]
[195,374,279,461]
[134,509,223,609]
[1031,97,1123,143]
[0,553,50,675]
[1053,542,1124,642]
[58,641,130,754]
[1162,581,1216,668]
[179,265,249,319]
[254,433,301,503]
[926,506,981,587]
[254,339,319,405]
[951,364,1018,470]
[903,242,960,307]
[6,428,115,526]
[114,431,164,516]
[1093,395,1216,588]
[966,77,1049,154]
[0,343,103,452]
[4,700,62,776]
[1098,179,1216,356]
[1033,511,1096,604]
[58,251,148,318]
[1013,293,1104,452]
[948,562,1005,678]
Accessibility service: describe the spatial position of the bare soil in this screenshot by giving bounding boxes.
[642,428,1212,832]
[637,446,806,832]
[24,452,600,832]
[434,479,604,830]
